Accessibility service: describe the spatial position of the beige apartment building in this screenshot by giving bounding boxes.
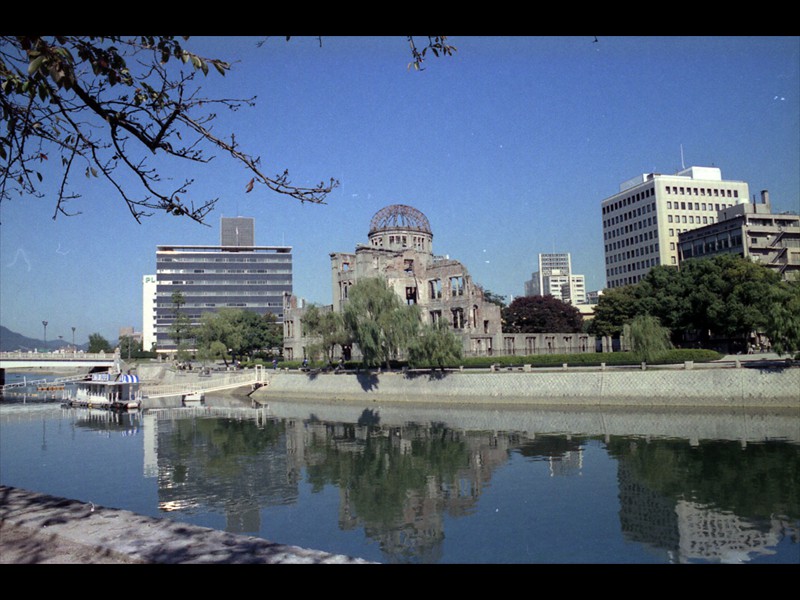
[601,166,749,288]
[677,190,800,281]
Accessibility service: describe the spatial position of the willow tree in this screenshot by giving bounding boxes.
[302,303,349,364]
[628,314,672,364]
[342,277,420,369]
[408,319,463,370]
[763,281,800,356]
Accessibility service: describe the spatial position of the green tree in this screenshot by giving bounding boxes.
[628,314,672,363]
[87,332,112,353]
[502,295,583,333]
[301,304,349,363]
[481,288,507,308]
[763,281,800,356]
[587,286,641,338]
[196,340,231,367]
[408,319,463,370]
[195,308,282,365]
[343,277,420,369]
[169,291,193,360]
[118,335,142,358]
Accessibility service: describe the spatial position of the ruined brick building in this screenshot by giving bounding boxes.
[283,204,596,361]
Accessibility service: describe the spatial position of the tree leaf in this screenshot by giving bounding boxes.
[28,55,46,74]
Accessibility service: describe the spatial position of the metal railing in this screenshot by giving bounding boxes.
[140,367,264,398]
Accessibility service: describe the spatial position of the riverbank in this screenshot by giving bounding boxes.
[251,355,799,409]
[0,486,372,564]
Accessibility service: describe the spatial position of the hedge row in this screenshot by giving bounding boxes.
[258,349,723,371]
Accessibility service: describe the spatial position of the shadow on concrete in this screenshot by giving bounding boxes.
[356,372,379,391]
[403,369,450,381]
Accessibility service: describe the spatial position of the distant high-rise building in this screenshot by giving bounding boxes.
[524,253,586,306]
[151,217,292,353]
[601,166,749,288]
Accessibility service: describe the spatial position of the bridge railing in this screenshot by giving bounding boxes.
[0,351,118,361]
[140,370,264,398]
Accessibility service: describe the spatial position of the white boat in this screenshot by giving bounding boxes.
[66,373,142,410]
[181,391,205,406]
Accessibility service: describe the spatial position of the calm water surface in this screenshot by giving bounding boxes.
[1,393,798,564]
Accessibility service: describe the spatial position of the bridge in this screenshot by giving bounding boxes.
[0,351,120,387]
[141,367,266,400]
[1,352,266,401]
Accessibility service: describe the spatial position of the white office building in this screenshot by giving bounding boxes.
[601,166,749,288]
[524,253,587,306]
[142,274,157,352]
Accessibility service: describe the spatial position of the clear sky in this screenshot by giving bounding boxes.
[1,36,798,344]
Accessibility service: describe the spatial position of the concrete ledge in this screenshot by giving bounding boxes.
[253,367,800,409]
[0,486,372,564]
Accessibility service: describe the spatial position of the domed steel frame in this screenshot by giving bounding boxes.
[368,204,432,236]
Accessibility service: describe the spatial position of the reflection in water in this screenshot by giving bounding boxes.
[138,404,799,564]
[1,401,797,563]
[609,438,799,563]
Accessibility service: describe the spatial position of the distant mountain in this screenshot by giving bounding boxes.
[0,325,84,352]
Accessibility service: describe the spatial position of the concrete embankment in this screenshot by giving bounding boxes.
[252,360,800,409]
[0,486,372,564]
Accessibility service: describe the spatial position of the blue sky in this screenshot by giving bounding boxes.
[1,36,798,343]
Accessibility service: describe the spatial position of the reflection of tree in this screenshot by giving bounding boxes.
[606,438,800,522]
[157,416,295,530]
[302,422,510,563]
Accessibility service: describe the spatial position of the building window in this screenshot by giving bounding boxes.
[430,310,442,324]
[429,279,442,299]
[450,276,464,297]
[452,308,465,329]
[405,286,417,305]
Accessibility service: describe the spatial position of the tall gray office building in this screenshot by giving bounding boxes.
[152,217,292,353]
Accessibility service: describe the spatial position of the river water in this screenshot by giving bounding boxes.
[1,391,798,564]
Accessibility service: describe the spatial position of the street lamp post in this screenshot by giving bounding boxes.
[72,327,76,351]
[42,321,48,352]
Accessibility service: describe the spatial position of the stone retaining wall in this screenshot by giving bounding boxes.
[253,366,800,408]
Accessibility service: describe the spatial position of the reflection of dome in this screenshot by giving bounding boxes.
[369,204,432,236]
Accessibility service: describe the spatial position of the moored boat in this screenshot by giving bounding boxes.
[181,391,205,406]
[66,372,142,410]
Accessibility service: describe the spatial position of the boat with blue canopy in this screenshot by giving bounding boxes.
[66,372,142,410]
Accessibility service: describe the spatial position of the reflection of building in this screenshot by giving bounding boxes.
[615,445,796,564]
[153,217,292,353]
[283,204,597,359]
[524,253,587,306]
[601,166,750,288]
[678,190,800,281]
[282,415,513,563]
[674,500,786,563]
